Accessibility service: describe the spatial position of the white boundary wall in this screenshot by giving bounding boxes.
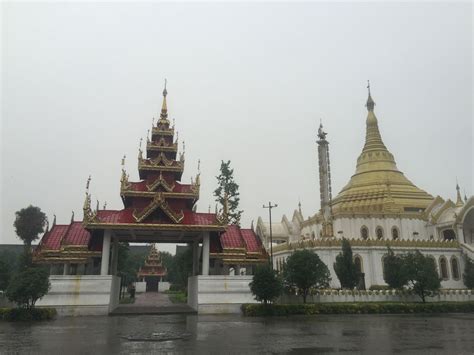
[36,275,120,316]
[188,275,257,314]
[280,289,474,303]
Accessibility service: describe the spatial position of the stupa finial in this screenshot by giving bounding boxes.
[160,79,168,120]
[366,80,375,111]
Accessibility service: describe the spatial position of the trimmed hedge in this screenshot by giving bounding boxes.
[241,302,474,316]
[0,307,57,321]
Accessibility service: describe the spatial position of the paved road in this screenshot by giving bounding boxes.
[1,313,473,354]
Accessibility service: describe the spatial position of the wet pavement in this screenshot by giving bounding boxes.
[0,313,473,354]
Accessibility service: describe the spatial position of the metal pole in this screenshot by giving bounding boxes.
[263,201,278,270]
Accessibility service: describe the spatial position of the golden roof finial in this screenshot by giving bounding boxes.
[366,80,375,111]
[197,159,201,174]
[53,214,56,226]
[147,129,150,143]
[298,200,302,214]
[96,199,99,212]
[160,79,168,119]
[152,117,155,127]
[456,180,464,207]
[121,155,126,167]
[71,210,75,223]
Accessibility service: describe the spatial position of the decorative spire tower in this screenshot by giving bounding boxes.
[317,121,333,237]
[456,182,464,207]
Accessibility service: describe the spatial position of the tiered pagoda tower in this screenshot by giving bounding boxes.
[137,244,167,291]
[117,82,201,225]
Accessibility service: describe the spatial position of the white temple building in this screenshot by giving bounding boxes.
[256,86,474,289]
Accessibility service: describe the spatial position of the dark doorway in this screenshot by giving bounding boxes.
[145,276,159,292]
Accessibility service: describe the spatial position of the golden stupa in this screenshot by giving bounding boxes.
[331,86,434,217]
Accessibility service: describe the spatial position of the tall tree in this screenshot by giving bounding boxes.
[401,250,441,303]
[283,249,331,303]
[214,160,243,225]
[383,246,406,289]
[13,205,47,248]
[250,263,283,304]
[463,255,474,289]
[333,238,359,289]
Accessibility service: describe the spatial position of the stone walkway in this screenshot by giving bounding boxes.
[133,292,174,307]
[110,292,196,316]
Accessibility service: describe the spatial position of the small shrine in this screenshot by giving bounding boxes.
[137,244,167,292]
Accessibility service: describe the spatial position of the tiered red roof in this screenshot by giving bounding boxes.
[34,85,267,265]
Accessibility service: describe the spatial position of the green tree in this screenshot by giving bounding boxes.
[283,249,331,303]
[13,205,47,248]
[117,243,147,287]
[249,263,283,304]
[462,255,474,289]
[159,251,176,283]
[333,238,359,289]
[214,160,243,225]
[6,267,50,309]
[170,247,193,290]
[383,246,406,289]
[401,250,441,303]
[0,259,11,292]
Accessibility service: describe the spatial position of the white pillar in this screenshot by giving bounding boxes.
[192,241,199,276]
[202,232,210,275]
[101,230,111,275]
[111,238,119,275]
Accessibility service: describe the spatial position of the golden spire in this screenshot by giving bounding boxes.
[160,79,168,120]
[331,83,434,216]
[456,181,464,207]
[360,82,389,158]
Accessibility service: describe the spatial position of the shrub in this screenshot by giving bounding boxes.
[6,267,50,309]
[0,307,56,321]
[333,238,359,289]
[283,249,331,303]
[169,284,186,292]
[249,264,283,304]
[241,302,474,317]
[168,292,187,304]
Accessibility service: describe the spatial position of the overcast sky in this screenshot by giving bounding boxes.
[1,2,472,254]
